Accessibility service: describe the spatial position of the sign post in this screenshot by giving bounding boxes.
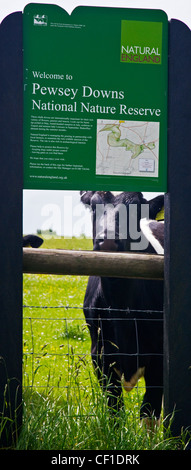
[0,12,23,446]
[164,19,191,438]
[1,4,191,447]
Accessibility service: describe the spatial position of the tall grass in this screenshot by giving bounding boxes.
[18,373,190,450]
[18,374,186,450]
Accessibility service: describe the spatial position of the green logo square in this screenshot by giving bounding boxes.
[121,20,162,64]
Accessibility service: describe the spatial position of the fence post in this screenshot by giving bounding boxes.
[164,20,191,437]
[0,13,23,446]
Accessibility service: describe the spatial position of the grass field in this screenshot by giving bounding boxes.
[18,236,189,449]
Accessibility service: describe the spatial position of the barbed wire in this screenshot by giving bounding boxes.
[23,304,163,314]
[23,304,163,322]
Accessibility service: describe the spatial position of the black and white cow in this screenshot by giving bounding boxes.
[80,191,164,420]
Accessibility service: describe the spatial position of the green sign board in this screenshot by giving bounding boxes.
[23,4,168,191]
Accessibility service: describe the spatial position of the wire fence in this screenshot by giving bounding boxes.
[23,304,163,395]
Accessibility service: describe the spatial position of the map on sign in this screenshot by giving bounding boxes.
[96,120,159,178]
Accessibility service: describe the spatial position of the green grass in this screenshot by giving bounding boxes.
[18,236,190,449]
[23,238,91,392]
[37,235,93,251]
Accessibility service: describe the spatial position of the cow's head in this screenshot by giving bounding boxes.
[80,191,164,253]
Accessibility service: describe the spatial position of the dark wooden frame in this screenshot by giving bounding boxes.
[0,13,23,446]
[164,19,191,436]
[0,12,191,445]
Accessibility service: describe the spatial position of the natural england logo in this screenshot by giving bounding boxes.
[121,20,162,64]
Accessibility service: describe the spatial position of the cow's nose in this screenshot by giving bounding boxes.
[98,239,118,251]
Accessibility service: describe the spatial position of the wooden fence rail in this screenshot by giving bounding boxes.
[23,248,164,280]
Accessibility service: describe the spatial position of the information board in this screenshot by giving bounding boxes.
[23,4,168,191]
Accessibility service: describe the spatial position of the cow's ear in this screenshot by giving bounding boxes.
[80,191,95,205]
[149,195,164,220]
[118,191,145,205]
[23,235,43,248]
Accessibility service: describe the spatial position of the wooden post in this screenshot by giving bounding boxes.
[0,13,23,446]
[164,20,191,437]
[23,248,164,280]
